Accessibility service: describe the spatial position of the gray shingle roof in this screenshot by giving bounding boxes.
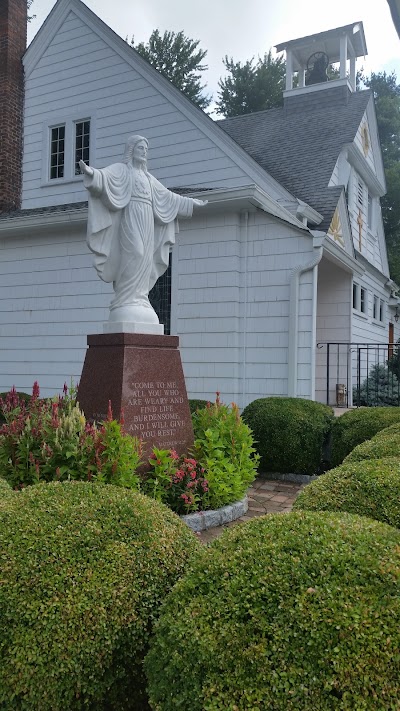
[218,88,372,232]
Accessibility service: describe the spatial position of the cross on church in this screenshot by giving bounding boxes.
[357,210,363,252]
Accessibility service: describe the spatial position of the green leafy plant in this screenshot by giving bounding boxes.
[145,511,400,710]
[294,458,400,528]
[330,406,400,467]
[0,481,200,710]
[241,397,333,475]
[191,394,259,509]
[141,448,209,514]
[0,384,141,489]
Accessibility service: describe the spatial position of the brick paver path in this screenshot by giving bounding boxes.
[199,478,305,544]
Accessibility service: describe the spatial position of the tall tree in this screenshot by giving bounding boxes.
[131,29,210,110]
[27,0,35,22]
[361,71,400,284]
[216,50,285,117]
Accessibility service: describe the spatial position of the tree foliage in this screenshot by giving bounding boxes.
[132,29,210,109]
[27,0,35,22]
[216,50,285,117]
[361,71,400,284]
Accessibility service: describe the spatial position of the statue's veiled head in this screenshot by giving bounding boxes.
[123,135,149,167]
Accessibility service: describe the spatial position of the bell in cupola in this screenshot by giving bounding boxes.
[306,51,330,85]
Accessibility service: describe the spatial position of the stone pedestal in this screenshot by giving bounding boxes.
[78,333,194,459]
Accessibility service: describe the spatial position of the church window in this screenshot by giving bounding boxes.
[360,288,366,313]
[373,295,378,320]
[353,283,367,314]
[74,120,90,176]
[50,125,65,179]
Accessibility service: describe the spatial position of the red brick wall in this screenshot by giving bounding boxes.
[0,0,27,212]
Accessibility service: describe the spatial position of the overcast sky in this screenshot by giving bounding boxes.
[28,0,400,102]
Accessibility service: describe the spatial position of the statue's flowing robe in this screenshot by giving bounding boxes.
[84,162,193,312]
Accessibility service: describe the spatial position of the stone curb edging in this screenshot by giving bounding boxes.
[260,472,318,484]
[181,496,248,532]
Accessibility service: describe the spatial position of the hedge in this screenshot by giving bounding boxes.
[293,458,400,528]
[241,397,333,474]
[330,407,400,467]
[0,482,200,710]
[188,399,210,415]
[0,478,13,501]
[344,423,400,463]
[145,511,400,710]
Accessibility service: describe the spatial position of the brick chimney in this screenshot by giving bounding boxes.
[0,0,27,212]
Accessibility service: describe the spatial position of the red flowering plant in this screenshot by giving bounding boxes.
[0,383,141,490]
[141,448,209,514]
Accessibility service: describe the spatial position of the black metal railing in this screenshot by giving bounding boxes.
[316,342,400,407]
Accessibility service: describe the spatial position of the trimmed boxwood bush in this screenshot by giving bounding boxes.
[145,511,400,710]
[241,397,333,474]
[0,478,13,499]
[0,481,200,710]
[330,406,400,467]
[293,458,400,528]
[188,398,209,415]
[344,423,400,463]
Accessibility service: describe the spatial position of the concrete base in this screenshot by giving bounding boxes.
[78,332,194,461]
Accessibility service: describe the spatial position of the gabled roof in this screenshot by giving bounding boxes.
[23,0,301,211]
[218,89,372,232]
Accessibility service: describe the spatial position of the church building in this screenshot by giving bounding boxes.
[0,0,398,408]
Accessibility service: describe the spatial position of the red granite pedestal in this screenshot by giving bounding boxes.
[78,333,194,459]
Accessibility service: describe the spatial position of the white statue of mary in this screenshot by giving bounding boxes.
[80,135,206,333]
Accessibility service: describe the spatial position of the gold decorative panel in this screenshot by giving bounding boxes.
[328,207,345,248]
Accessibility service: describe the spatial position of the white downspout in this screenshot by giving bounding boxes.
[288,236,325,398]
[241,211,249,409]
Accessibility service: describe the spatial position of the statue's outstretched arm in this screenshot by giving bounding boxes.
[79,159,94,178]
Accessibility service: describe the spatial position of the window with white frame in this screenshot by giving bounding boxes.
[373,295,385,323]
[373,295,379,320]
[74,120,90,175]
[46,116,92,182]
[50,125,65,179]
[353,283,367,314]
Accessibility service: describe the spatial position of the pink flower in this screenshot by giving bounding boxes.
[170,449,179,460]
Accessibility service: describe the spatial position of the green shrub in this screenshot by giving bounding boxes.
[241,397,333,475]
[294,458,400,528]
[0,383,141,489]
[330,407,400,467]
[0,482,200,710]
[354,363,400,406]
[145,511,400,710]
[0,478,13,500]
[344,423,400,463]
[192,395,259,508]
[188,399,209,415]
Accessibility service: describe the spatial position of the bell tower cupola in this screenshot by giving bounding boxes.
[275,22,367,104]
